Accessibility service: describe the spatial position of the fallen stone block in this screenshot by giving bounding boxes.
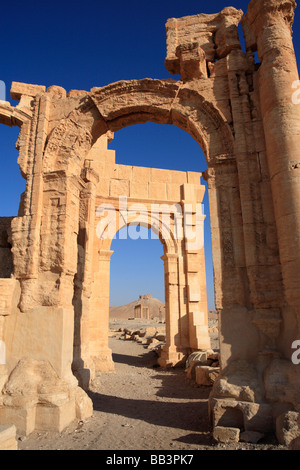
[195,365,220,386]
[155,334,166,342]
[213,426,240,443]
[186,351,207,369]
[276,411,300,446]
[0,425,18,450]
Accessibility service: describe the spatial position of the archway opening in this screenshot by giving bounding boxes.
[110,226,165,311]
[109,226,166,367]
[0,124,25,278]
[108,122,216,314]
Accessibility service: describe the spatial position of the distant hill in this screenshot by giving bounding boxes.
[109,294,165,321]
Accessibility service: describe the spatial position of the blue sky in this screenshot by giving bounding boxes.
[0,0,299,310]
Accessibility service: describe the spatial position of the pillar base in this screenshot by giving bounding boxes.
[0,357,92,436]
[92,348,115,373]
[157,346,186,368]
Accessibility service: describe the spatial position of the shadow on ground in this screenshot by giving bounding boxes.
[88,340,214,446]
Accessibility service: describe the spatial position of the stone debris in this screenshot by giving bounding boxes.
[0,424,18,450]
[116,327,166,354]
[185,350,220,385]
[0,0,299,443]
[213,426,240,444]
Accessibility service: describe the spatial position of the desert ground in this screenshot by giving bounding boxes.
[16,316,289,452]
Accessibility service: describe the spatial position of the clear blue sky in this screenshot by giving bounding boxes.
[0,0,299,310]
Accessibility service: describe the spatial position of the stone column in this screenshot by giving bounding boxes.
[158,253,184,366]
[242,0,300,348]
[182,183,211,351]
[88,249,114,373]
[72,161,100,388]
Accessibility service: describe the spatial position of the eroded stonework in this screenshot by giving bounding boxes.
[0,0,299,443]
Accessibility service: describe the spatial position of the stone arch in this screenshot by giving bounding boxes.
[73,193,190,383]
[0,102,32,127]
[96,202,180,256]
[43,79,234,175]
[43,79,229,384]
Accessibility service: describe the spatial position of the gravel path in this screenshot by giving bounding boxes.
[18,326,285,451]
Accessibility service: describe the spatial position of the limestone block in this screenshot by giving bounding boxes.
[0,279,20,316]
[47,85,67,98]
[110,179,130,197]
[264,358,300,409]
[169,170,187,184]
[210,397,274,433]
[276,411,300,446]
[74,387,93,421]
[67,90,87,98]
[212,360,263,403]
[213,426,240,443]
[148,182,167,200]
[132,166,151,183]
[130,181,149,199]
[97,178,110,197]
[195,365,220,386]
[35,398,76,433]
[11,81,46,100]
[187,172,201,184]
[4,307,75,378]
[116,164,132,181]
[0,406,36,437]
[166,183,181,202]
[0,425,18,451]
[151,168,170,183]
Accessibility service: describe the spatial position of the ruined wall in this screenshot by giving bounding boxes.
[0,0,299,441]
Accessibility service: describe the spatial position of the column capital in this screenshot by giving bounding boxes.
[98,249,114,261]
[242,0,296,52]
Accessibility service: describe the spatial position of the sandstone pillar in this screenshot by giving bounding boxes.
[88,249,114,373]
[183,183,210,351]
[242,0,300,351]
[158,253,183,366]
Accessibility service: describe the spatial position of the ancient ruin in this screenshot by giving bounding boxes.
[0,0,299,447]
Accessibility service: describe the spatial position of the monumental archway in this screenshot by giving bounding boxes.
[0,0,299,444]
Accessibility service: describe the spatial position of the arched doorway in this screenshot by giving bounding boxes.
[109,226,165,317]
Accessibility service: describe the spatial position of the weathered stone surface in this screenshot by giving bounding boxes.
[0,0,299,440]
[213,426,240,443]
[264,359,300,410]
[212,360,263,403]
[0,425,18,450]
[209,397,274,433]
[276,411,300,446]
[195,365,220,386]
[75,386,93,421]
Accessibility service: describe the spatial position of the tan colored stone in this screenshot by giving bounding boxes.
[276,411,300,446]
[195,365,220,386]
[0,425,18,451]
[75,386,93,421]
[213,426,240,443]
[0,0,299,441]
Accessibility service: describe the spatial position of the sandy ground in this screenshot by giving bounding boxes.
[17,320,287,452]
